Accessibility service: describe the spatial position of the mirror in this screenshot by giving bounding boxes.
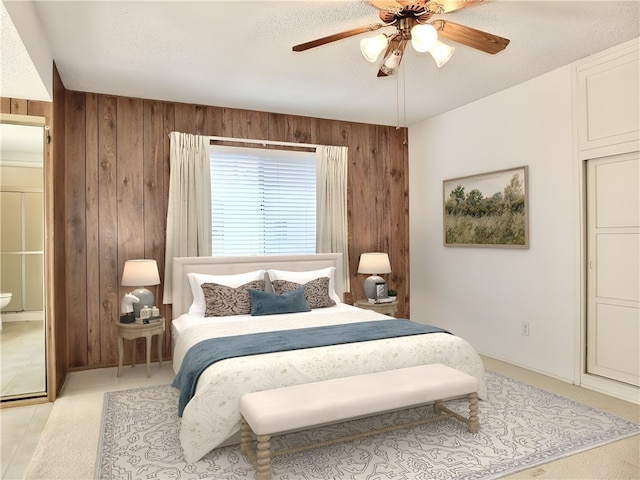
[0,117,47,401]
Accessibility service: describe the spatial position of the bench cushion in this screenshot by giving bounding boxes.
[239,363,477,436]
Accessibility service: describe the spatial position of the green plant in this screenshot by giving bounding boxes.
[387,288,398,297]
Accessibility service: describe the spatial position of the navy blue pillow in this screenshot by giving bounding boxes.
[248,287,311,316]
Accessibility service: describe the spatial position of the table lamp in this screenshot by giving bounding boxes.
[358,252,391,299]
[121,259,160,318]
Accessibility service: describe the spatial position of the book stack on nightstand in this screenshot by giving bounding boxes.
[134,316,164,325]
[367,296,396,304]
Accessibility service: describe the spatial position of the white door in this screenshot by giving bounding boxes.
[587,153,640,387]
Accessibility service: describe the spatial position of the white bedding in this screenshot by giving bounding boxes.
[172,305,487,463]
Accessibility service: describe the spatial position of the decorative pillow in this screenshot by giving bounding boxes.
[267,267,341,304]
[201,280,265,317]
[271,277,336,309]
[248,287,311,316]
[187,270,265,315]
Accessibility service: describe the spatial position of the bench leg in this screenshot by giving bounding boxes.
[433,396,479,434]
[255,435,272,480]
[240,417,273,480]
[240,417,253,457]
[468,392,479,433]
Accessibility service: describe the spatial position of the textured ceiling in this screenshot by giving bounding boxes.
[0,2,50,102]
[6,1,640,126]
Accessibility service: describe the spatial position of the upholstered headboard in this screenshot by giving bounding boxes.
[172,253,345,318]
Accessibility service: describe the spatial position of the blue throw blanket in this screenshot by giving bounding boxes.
[172,319,449,416]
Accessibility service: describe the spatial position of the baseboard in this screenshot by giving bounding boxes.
[1,311,44,322]
[459,353,640,406]
[580,373,640,405]
[479,353,574,384]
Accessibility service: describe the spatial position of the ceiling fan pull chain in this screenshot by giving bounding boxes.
[403,61,407,131]
[396,66,400,129]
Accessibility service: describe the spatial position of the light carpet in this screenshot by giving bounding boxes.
[93,371,639,480]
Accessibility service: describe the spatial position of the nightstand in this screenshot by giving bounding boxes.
[116,318,165,377]
[355,299,398,317]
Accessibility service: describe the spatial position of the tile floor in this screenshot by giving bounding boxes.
[1,321,47,398]
[1,401,52,480]
[1,319,50,480]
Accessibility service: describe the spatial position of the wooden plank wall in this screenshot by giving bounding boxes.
[61,91,410,370]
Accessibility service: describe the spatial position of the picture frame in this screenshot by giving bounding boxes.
[443,166,529,248]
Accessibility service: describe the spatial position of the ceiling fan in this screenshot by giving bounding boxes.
[292,0,510,77]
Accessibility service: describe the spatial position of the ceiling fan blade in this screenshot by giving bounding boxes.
[377,37,407,77]
[436,20,510,54]
[427,0,483,14]
[292,24,385,52]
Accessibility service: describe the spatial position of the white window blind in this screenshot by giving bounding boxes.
[210,145,316,255]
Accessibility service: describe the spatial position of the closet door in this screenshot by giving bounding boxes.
[586,153,639,386]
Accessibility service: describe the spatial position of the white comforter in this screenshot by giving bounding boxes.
[172,305,487,463]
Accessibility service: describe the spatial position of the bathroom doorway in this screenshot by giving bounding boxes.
[0,116,47,401]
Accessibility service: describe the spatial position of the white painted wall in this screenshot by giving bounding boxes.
[408,65,578,382]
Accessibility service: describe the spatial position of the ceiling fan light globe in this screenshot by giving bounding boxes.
[410,23,438,53]
[380,49,402,75]
[360,34,388,62]
[429,40,455,67]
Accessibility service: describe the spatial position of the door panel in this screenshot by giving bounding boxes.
[592,303,640,384]
[595,158,640,227]
[587,154,640,387]
[596,233,640,302]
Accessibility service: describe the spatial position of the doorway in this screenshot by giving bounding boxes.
[0,117,47,401]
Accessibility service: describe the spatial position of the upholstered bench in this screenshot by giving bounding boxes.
[239,363,479,480]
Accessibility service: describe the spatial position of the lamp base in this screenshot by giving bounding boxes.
[130,288,154,318]
[363,275,387,299]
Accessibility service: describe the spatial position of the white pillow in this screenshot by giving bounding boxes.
[187,270,266,315]
[267,267,341,304]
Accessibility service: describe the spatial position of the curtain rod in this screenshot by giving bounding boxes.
[207,135,328,150]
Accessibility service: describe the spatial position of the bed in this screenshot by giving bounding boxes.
[171,253,487,463]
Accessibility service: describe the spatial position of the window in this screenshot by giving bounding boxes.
[210,145,316,255]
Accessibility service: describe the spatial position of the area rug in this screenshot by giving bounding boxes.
[96,371,639,480]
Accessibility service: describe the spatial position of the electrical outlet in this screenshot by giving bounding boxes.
[521,322,530,336]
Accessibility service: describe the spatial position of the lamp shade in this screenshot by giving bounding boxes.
[122,259,160,286]
[358,253,391,274]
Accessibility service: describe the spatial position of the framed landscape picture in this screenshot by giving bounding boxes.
[443,166,529,248]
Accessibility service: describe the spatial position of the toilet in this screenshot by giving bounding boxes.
[0,293,11,309]
[0,292,12,331]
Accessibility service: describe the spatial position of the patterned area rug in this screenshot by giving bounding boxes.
[96,371,639,480]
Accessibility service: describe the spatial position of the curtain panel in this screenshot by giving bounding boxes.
[316,145,350,292]
[163,132,212,303]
